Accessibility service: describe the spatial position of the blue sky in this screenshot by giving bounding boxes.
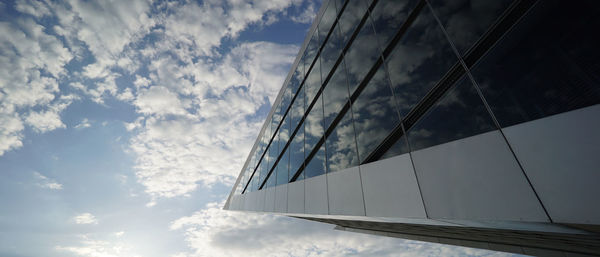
[0,0,524,256]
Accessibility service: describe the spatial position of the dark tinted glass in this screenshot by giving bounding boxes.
[305,56,322,106]
[471,0,600,127]
[322,59,350,129]
[344,17,380,95]
[318,0,338,43]
[428,0,513,55]
[305,95,325,153]
[380,134,410,160]
[386,6,458,117]
[337,0,368,47]
[326,109,359,173]
[370,0,418,50]
[320,23,343,80]
[407,77,496,151]
[305,143,326,178]
[352,65,400,163]
[276,148,289,185]
[289,123,305,181]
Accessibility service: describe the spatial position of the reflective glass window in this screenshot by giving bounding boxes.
[428,0,514,55]
[291,64,303,95]
[290,85,305,132]
[318,0,338,43]
[305,143,326,178]
[251,166,260,192]
[289,123,305,181]
[352,64,400,163]
[279,114,290,152]
[281,83,292,116]
[305,95,325,153]
[344,17,380,95]
[320,23,344,80]
[266,164,276,188]
[326,108,359,173]
[267,132,279,173]
[277,148,289,185]
[305,28,320,72]
[471,0,600,127]
[370,0,418,50]
[407,76,496,151]
[305,55,322,106]
[386,6,458,118]
[337,0,368,47]
[322,59,350,130]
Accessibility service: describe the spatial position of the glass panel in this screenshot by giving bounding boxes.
[266,164,276,188]
[318,0,338,43]
[278,114,290,152]
[320,23,343,81]
[380,133,410,160]
[305,28,320,73]
[305,143,326,178]
[250,168,259,192]
[322,59,350,130]
[407,76,496,151]
[386,6,458,118]
[326,109,359,173]
[260,147,270,186]
[267,132,279,173]
[428,0,514,55]
[370,0,418,50]
[290,85,305,132]
[344,17,380,95]
[337,0,368,47]
[271,103,282,144]
[471,0,600,127]
[277,148,289,185]
[352,64,400,163]
[291,64,303,95]
[305,94,325,153]
[305,55,322,106]
[289,123,305,181]
[281,83,292,115]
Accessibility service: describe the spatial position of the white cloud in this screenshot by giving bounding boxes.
[290,0,318,24]
[128,42,298,201]
[134,86,189,117]
[73,213,98,225]
[75,118,92,129]
[114,231,125,238]
[33,171,63,190]
[171,202,514,257]
[0,17,74,155]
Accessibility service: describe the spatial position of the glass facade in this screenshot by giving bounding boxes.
[234,0,600,195]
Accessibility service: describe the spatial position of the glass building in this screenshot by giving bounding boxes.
[225,0,600,255]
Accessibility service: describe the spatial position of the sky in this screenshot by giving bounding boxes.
[0,0,527,256]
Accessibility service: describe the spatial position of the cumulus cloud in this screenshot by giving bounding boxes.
[170,202,514,257]
[134,86,189,117]
[0,17,74,155]
[33,171,63,190]
[73,213,98,225]
[129,41,298,201]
